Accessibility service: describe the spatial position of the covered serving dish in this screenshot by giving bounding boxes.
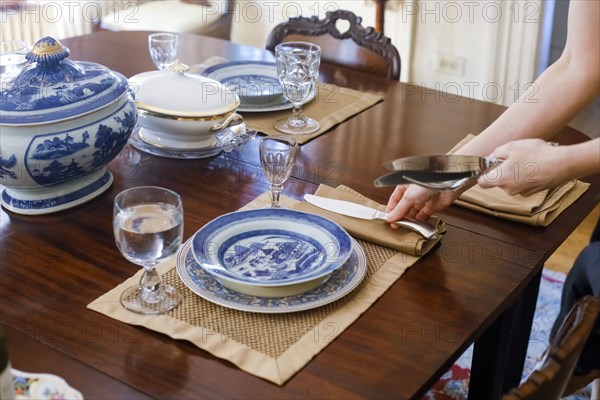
[0,36,137,214]
[128,61,243,152]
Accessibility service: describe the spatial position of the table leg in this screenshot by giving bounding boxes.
[468,267,543,399]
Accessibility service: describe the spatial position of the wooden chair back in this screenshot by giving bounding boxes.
[502,295,599,400]
[265,9,401,80]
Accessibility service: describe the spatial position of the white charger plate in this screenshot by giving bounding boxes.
[200,61,316,113]
[176,237,366,313]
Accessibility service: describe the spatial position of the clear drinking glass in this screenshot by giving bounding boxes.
[113,186,184,314]
[148,33,178,70]
[259,136,298,208]
[0,40,29,76]
[273,41,321,135]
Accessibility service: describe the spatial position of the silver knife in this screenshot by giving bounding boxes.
[303,194,440,240]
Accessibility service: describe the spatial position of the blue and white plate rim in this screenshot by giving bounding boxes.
[198,60,316,112]
[190,208,354,287]
[176,237,367,313]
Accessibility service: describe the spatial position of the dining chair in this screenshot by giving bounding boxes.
[502,295,599,400]
[265,9,401,81]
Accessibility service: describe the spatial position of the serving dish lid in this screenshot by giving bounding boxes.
[0,36,129,126]
[129,61,240,118]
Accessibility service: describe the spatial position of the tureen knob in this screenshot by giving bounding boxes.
[167,59,190,74]
[26,36,70,66]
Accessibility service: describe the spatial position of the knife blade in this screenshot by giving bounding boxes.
[303,194,440,240]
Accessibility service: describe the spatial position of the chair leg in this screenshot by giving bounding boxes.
[592,378,600,400]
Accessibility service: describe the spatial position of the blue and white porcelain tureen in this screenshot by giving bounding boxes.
[0,36,137,214]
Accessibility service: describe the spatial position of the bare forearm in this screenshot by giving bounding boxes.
[560,138,600,181]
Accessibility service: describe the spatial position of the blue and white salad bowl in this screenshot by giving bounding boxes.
[191,208,353,297]
[0,37,136,214]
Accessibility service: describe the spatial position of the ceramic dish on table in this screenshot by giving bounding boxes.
[190,208,353,297]
[128,61,246,155]
[128,123,257,159]
[200,61,316,113]
[177,237,366,313]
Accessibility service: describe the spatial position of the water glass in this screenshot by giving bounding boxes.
[0,40,29,76]
[260,136,298,208]
[113,186,184,314]
[148,33,178,70]
[273,41,321,135]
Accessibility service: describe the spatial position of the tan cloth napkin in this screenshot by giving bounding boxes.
[451,135,590,226]
[188,58,383,145]
[87,193,425,386]
[293,185,445,256]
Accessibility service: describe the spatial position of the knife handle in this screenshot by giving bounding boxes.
[374,211,440,240]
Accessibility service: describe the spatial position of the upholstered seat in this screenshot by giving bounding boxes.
[99,0,233,40]
[502,296,599,400]
[265,9,401,80]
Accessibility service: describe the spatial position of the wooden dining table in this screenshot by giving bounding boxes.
[1,31,598,399]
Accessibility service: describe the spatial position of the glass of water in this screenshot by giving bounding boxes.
[273,41,321,135]
[148,33,178,70]
[113,186,184,314]
[259,136,298,208]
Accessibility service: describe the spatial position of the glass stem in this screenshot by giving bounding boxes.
[139,266,163,303]
[291,104,303,122]
[270,184,282,208]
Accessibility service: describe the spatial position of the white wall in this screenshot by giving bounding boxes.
[231,0,379,49]
[406,0,542,106]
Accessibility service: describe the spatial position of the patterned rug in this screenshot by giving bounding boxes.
[424,269,593,400]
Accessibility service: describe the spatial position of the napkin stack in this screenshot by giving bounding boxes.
[452,135,590,226]
[293,185,445,256]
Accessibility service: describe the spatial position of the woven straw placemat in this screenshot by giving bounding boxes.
[87,194,425,385]
[188,57,383,145]
[243,82,383,144]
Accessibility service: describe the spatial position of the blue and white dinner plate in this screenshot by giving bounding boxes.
[191,208,353,295]
[177,237,366,313]
[200,61,316,113]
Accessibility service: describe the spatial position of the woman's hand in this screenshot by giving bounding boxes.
[478,139,568,196]
[384,184,462,224]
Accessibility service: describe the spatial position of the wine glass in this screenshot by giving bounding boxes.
[259,136,298,208]
[113,186,184,314]
[148,33,178,70]
[273,41,321,135]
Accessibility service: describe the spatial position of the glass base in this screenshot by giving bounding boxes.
[273,116,320,135]
[120,284,182,315]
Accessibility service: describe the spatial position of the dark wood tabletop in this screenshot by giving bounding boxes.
[1,31,598,399]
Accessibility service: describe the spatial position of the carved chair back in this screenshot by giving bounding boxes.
[266,9,401,80]
[502,296,599,400]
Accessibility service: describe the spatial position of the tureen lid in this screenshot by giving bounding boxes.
[129,61,239,118]
[0,36,129,125]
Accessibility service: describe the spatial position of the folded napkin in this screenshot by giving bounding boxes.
[293,185,445,256]
[451,135,590,226]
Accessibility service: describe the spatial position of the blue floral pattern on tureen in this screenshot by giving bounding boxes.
[23,102,136,186]
[0,36,128,125]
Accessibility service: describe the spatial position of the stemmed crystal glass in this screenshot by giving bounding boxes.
[273,41,321,135]
[148,33,178,70]
[113,186,184,314]
[260,136,298,208]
